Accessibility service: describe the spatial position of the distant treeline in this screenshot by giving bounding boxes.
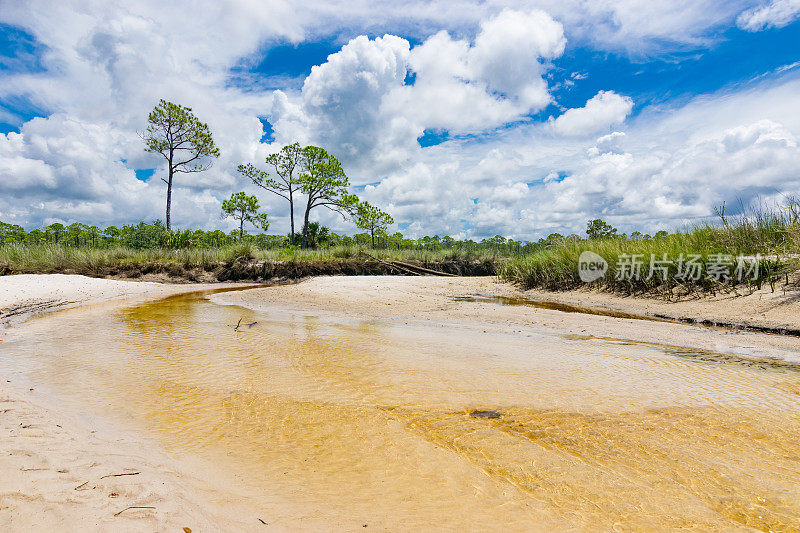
[0,218,661,255]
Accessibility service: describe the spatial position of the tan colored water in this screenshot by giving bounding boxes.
[3,288,800,530]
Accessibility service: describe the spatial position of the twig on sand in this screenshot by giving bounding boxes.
[114,505,156,517]
[76,471,139,490]
[100,471,140,479]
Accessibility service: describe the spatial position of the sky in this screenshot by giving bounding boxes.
[1,0,799,240]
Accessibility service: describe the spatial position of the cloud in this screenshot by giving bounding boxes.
[520,81,800,236]
[0,0,286,229]
[469,9,565,108]
[587,131,627,156]
[403,9,565,131]
[737,0,800,30]
[270,8,566,183]
[356,76,800,239]
[552,91,634,137]
[271,34,417,174]
[0,114,163,224]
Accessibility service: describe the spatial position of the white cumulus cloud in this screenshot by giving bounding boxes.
[552,91,634,137]
[273,8,567,172]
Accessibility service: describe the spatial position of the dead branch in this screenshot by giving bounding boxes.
[391,260,457,277]
[114,505,156,517]
[358,252,457,277]
[101,471,141,479]
[358,252,420,276]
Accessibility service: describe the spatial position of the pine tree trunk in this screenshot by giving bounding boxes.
[166,167,173,231]
[301,200,311,249]
[289,189,295,243]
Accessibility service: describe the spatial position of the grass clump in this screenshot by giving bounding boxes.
[501,205,800,296]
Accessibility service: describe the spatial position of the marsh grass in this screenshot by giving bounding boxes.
[0,243,498,276]
[501,207,800,295]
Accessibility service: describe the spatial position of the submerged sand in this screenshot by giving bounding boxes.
[2,274,800,530]
[212,275,800,363]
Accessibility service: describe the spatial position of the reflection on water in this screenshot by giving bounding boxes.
[3,289,800,530]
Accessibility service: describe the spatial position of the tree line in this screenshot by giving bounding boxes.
[0,216,672,257]
[142,100,393,248]
[0,218,531,253]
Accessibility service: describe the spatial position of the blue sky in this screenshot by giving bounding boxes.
[215,19,800,150]
[236,20,800,123]
[551,23,800,111]
[0,24,46,134]
[1,1,799,239]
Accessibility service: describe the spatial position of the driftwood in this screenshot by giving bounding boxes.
[360,253,420,276]
[114,505,156,517]
[100,472,140,479]
[359,253,457,277]
[391,259,457,277]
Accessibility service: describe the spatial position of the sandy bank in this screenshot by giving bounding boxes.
[0,274,215,329]
[212,275,800,364]
[0,275,245,531]
[521,284,800,335]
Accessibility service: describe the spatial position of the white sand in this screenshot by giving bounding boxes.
[0,275,247,531]
[0,274,203,328]
[521,284,800,335]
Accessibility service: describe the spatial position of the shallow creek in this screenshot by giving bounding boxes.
[2,287,800,530]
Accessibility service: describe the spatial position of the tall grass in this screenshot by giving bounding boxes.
[0,243,498,276]
[501,207,800,295]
